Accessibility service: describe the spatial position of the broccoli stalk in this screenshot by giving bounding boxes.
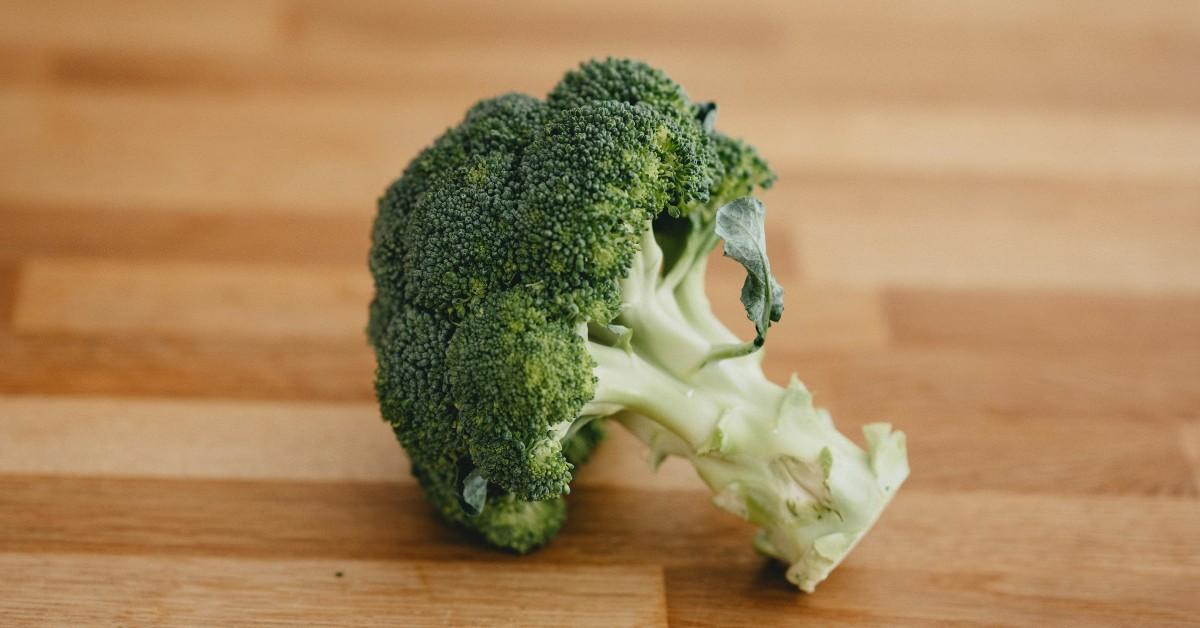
[578,210,908,592]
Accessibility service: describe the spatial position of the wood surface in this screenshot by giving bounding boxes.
[2,1,1199,626]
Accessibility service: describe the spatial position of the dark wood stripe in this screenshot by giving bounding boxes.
[2,475,1194,577]
[0,475,752,567]
[0,262,18,329]
[768,346,1200,423]
[886,288,1200,354]
[0,205,371,265]
[665,563,1199,627]
[0,331,374,401]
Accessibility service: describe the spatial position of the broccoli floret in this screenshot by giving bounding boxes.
[447,287,595,500]
[368,57,908,592]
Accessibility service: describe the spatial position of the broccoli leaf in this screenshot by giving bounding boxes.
[460,469,488,516]
[714,197,785,343]
[695,101,718,132]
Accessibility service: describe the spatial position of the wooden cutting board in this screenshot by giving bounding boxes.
[1,1,1198,625]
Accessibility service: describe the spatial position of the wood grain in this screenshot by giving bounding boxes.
[2,1,1198,625]
[0,332,373,400]
[782,177,1200,292]
[885,288,1200,354]
[13,258,371,341]
[0,396,405,481]
[0,554,667,628]
[4,394,1192,498]
[776,347,1200,422]
[1183,421,1200,491]
[0,205,372,264]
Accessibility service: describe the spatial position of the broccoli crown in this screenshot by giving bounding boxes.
[369,57,773,551]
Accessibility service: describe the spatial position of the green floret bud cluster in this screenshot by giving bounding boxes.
[369,57,907,592]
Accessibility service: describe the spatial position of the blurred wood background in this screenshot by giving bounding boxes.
[1,1,1199,626]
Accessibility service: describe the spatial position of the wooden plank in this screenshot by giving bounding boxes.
[0,476,754,565]
[19,14,1197,116]
[1183,422,1200,492]
[13,259,371,341]
[0,45,48,86]
[743,105,1200,183]
[4,86,1198,215]
[0,0,283,54]
[851,491,1200,579]
[288,0,777,52]
[0,396,405,482]
[6,1,1198,115]
[0,332,373,401]
[0,87,42,149]
[290,1,1200,111]
[886,288,1200,354]
[2,2,1198,622]
[0,553,667,628]
[0,395,703,491]
[0,205,371,265]
[1,476,1195,581]
[782,176,1200,292]
[0,86,444,214]
[770,347,1200,423]
[4,394,1186,497]
[709,274,889,354]
[666,563,1200,627]
[3,328,1192,422]
[894,410,1194,496]
[0,262,17,329]
[766,1,1200,114]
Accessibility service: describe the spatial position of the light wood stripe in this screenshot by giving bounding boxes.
[747,105,1200,183]
[0,553,668,628]
[3,86,1197,214]
[0,87,463,214]
[16,29,1197,115]
[14,0,1186,114]
[0,395,704,491]
[780,177,1200,292]
[0,0,283,53]
[0,396,405,482]
[13,259,371,341]
[0,394,1189,499]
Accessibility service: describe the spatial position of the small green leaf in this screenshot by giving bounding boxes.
[695,101,718,132]
[714,197,785,343]
[459,469,488,516]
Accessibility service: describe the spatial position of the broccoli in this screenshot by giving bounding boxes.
[368,58,908,592]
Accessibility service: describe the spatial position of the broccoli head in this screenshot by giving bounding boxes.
[368,57,908,592]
